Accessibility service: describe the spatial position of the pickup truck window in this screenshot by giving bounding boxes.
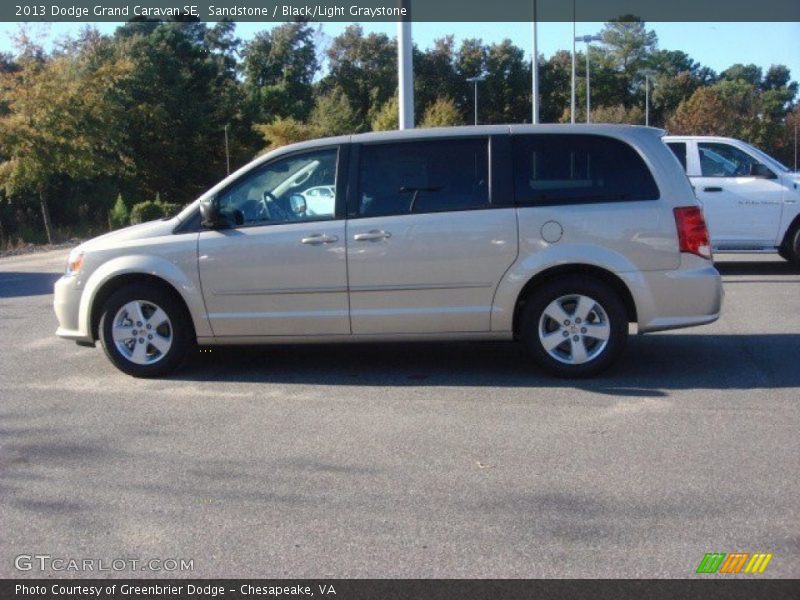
[698,142,767,178]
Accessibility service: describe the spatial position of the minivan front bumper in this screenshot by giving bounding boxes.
[623,254,723,334]
[54,275,93,343]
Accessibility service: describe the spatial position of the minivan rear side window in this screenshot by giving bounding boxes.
[356,138,489,217]
[512,134,660,205]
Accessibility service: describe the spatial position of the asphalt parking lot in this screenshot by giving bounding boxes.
[0,249,798,578]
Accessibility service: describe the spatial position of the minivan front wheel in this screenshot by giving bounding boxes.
[521,277,628,377]
[99,283,193,377]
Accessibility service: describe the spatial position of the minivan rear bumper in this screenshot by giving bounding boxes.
[622,254,723,334]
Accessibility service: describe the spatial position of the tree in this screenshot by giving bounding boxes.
[253,117,319,152]
[309,87,362,136]
[0,39,132,243]
[320,25,396,128]
[666,87,736,136]
[110,21,248,203]
[420,97,464,127]
[371,95,399,131]
[242,22,318,122]
[482,39,530,123]
[108,193,130,229]
[720,63,763,87]
[414,36,464,120]
[539,50,572,122]
[601,18,657,73]
[590,104,645,124]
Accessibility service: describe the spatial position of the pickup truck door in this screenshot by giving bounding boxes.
[689,141,784,248]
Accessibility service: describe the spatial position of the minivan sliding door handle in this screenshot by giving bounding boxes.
[703,186,723,192]
[301,234,338,245]
[353,230,392,241]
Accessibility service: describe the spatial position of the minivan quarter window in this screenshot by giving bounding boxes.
[216,147,339,227]
[513,134,660,205]
[355,138,489,217]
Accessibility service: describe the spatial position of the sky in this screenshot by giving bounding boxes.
[1,21,798,82]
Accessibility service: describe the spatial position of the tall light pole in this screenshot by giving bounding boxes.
[575,34,601,123]
[531,0,539,124]
[640,69,656,127]
[467,75,486,125]
[794,122,797,171]
[397,0,414,130]
[223,124,230,175]
[570,0,576,124]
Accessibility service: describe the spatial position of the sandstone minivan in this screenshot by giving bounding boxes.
[54,125,722,378]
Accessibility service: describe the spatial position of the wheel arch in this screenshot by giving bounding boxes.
[89,273,197,342]
[780,212,800,251]
[511,264,637,339]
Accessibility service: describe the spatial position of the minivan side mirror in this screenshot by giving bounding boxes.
[289,194,307,215]
[199,197,228,229]
[750,163,777,179]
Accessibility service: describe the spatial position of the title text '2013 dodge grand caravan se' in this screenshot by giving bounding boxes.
[54,125,722,378]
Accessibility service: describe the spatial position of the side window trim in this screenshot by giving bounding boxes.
[212,144,344,231]
[489,134,514,207]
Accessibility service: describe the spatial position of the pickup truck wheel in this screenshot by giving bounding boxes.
[521,277,628,378]
[781,223,800,266]
[99,283,193,377]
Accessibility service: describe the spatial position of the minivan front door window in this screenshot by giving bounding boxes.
[216,148,338,226]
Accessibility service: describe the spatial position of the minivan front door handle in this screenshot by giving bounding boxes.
[301,233,338,245]
[703,186,723,192]
[353,230,392,242]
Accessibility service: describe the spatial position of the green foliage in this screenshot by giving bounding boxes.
[318,25,397,127]
[601,18,658,72]
[309,87,363,136]
[421,98,464,127]
[108,193,129,229]
[129,199,180,224]
[253,117,320,151]
[590,104,645,124]
[0,20,797,246]
[371,96,399,131]
[242,23,319,122]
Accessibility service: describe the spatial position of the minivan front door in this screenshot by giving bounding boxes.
[693,142,784,248]
[198,146,350,337]
[346,138,518,335]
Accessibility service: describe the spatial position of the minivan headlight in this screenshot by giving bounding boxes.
[65,250,85,276]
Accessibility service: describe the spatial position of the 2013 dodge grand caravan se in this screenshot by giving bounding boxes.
[54,125,723,378]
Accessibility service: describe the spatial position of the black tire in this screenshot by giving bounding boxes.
[98,283,194,377]
[520,276,628,378]
[780,222,800,266]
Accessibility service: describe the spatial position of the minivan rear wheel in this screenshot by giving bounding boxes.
[99,283,193,377]
[520,277,628,378]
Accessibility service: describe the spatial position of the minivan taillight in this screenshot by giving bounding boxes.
[674,206,712,260]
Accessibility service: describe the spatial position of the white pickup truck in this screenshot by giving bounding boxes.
[664,135,800,265]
